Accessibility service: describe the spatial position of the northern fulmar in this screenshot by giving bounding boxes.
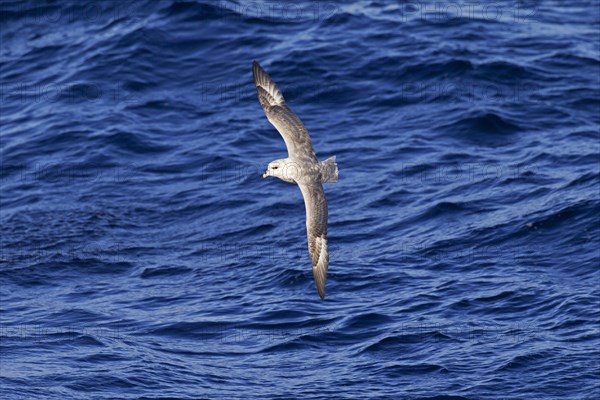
[252,61,338,300]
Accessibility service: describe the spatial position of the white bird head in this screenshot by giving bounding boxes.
[262,158,299,183]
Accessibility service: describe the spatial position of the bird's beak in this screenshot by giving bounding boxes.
[262,171,268,178]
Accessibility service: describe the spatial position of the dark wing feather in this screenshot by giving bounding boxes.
[252,61,318,163]
[298,182,329,299]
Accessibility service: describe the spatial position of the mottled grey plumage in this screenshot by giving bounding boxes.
[252,61,337,300]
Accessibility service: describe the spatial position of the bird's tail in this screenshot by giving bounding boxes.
[321,156,338,183]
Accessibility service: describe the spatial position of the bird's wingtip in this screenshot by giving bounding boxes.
[317,283,326,300]
[252,61,263,82]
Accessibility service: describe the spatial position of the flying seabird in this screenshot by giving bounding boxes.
[252,61,338,300]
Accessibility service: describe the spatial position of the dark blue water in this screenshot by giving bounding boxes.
[1,1,599,398]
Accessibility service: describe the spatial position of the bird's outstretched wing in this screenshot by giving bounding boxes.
[252,61,318,164]
[298,182,329,299]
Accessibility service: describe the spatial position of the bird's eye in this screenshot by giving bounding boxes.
[272,166,279,170]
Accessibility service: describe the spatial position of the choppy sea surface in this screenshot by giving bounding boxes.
[1,1,599,399]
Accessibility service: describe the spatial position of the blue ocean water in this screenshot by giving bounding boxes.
[1,0,599,398]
